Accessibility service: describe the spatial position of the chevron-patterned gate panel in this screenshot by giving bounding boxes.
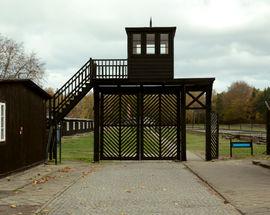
[142,93,178,159]
[101,94,138,159]
[210,112,219,159]
[101,90,180,160]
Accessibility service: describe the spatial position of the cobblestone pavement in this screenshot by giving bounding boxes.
[41,161,240,215]
[0,162,96,215]
[186,152,270,215]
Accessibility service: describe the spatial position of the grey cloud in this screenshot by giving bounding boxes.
[0,0,269,92]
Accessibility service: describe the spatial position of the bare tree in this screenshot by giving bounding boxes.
[0,34,45,84]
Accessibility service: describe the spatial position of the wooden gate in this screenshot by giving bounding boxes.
[100,88,181,160]
[101,93,139,159]
[210,112,219,159]
[142,93,179,159]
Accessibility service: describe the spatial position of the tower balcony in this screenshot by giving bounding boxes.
[93,59,128,79]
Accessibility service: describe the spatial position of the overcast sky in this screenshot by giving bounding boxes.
[1,0,270,92]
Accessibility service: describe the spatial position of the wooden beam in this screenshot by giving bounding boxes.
[205,86,212,161]
[180,86,187,161]
[94,87,100,162]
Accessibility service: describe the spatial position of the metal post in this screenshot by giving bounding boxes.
[267,107,270,155]
[59,123,62,164]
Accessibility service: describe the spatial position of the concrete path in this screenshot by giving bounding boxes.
[40,161,239,215]
[186,152,270,215]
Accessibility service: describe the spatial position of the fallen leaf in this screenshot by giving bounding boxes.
[32,176,55,185]
[10,204,16,208]
[59,166,71,173]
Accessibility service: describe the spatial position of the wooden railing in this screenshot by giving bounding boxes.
[48,58,128,125]
[93,59,128,79]
[48,58,93,124]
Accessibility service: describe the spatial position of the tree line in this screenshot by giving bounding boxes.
[213,81,270,124]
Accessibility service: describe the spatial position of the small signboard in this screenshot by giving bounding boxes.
[230,140,253,157]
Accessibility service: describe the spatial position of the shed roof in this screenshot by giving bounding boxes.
[0,79,52,99]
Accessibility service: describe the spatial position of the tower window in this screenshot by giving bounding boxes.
[132,34,141,54]
[160,34,169,54]
[146,34,155,54]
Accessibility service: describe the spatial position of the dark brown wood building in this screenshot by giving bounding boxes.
[0,79,51,176]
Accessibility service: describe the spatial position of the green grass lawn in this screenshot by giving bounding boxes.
[60,131,267,162]
[187,131,267,159]
[61,133,93,162]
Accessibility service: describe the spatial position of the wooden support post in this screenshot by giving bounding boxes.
[138,86,143,160]
[180,86,186,161]
[176,87,181,161]
[205,87,212,161]
[94,87,100,162]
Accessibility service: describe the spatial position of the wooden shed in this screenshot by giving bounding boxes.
[0,79,51,176]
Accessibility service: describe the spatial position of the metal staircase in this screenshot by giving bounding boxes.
[47,58,95,163]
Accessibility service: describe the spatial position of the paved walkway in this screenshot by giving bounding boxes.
[40,161,239,215]
[2,155,269,215]
[186,152,270,215]
[0,162,95,215]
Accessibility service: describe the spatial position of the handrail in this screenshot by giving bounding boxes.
[48,58,93,123]
[54,58,92,99]
[48,58,129,125]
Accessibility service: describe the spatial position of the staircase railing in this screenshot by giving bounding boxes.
[47,58,128,164]
[48,58,94,125]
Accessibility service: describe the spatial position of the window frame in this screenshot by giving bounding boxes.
[160,33,169,55]
[146,33,156,55]
[132,33,142,55]
[0,102,6,143]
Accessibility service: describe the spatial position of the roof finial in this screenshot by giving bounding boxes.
[150,17,152,28]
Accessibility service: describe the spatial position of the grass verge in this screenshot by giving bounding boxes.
[61,133,93,162]
[60,131,267,162]
[187,131,267,159]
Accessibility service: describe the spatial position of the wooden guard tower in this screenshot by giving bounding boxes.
[47,24,218,163]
